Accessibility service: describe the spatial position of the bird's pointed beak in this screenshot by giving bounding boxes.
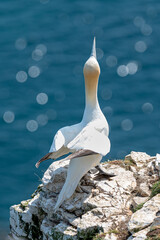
[90,37,96,59]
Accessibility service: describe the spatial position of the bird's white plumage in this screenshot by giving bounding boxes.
[67,124,110,156]
[37,38,111,210]
[49,123,82,153]
[54,153,102,210]
[51,130,65,151]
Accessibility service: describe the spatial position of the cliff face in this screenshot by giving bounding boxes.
[9,152,160,240]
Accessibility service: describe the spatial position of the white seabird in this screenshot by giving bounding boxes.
[36,37,111,210]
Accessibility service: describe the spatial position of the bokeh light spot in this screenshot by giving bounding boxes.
[135,41,147,53]
[32,49,43,61]
[36,114,48,126]
[121,119,133,131]
[36,44,47,55]
[36,93,48,105]
[101,88,112,100]
[103,106,113,117]
[117,65,128,77]
[106,55,117,67]
[133,16,145,28]
[26,120,38,132]
[16,71,28,83]
[127,62,138,75]
[28,66,40,78]
[96,48,104,60]
[142,102,153,114]
[15,38,27,50]
[3,111,15,123]
[141,24,152,36]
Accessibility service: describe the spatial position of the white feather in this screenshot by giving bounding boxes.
[67,125,110,156]
[49,123,82,153]
[54,154,102,211]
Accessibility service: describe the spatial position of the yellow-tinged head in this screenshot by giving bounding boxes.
[83,56,100,80]
[83,38,100,105]
[83,37,100,80]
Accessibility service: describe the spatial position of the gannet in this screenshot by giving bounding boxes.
[36,37,111,210]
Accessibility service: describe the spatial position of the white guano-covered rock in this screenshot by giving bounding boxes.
[127,226,150,240]
[128,194,160,233]
[125,151,151,168]
[9,152,160,240]
[42,159,70,193]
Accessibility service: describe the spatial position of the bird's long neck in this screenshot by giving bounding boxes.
[82,38,101,121]
[82,75,101,123]
[85,75,99,108]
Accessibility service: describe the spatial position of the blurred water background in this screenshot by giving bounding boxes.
[0,0,160,237]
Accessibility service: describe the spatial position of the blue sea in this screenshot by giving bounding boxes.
[0,0,160,237]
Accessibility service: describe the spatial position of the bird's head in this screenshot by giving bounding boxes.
[83,37,100,81]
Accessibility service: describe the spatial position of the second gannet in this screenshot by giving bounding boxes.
[36,37,111,210]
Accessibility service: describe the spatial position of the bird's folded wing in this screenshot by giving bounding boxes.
[35,130,69,168]
[67,126,110,156]
[49,130,65,152]
[64,149,97,161]
[35,146,69,168]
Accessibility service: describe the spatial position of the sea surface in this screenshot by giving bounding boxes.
[0,0,160,237]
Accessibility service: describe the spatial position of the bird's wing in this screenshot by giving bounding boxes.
[67,125,110,156]
[36,124,82,168]
[49,129,66,152]
[49,123,82,152]
[36,129,69,168]
[64,149,97,161]
[35,146,69,168]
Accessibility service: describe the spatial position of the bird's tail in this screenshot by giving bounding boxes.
[54,154,102,211]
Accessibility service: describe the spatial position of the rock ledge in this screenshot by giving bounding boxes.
[9,152,160,240]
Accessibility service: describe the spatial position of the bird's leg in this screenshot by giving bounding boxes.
[75,183,83,193]
[95,164,116,177]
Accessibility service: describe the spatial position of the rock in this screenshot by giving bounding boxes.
[148,153,160,177]
[41,217,77,240]
[145,217,160,239]
[101,164,137,192]
[129,166,137,174]
[139,182,151,197]
[42,159,70,193]
[9,151,160,240]
[156,154,160,172]
[62,192,89,212]
[125,151,151,168]
[10,201,44,239]
[128,194,160,233]
[105,233,119,240]
[149,216,160,233]
[28,194,40,215]
[127,226,150,240]
[128,217,160,240]
[133,197,148,206]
